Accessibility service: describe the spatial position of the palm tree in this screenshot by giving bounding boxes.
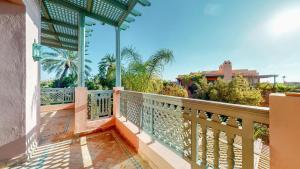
[97,47,174,91]
[41,48,92,87]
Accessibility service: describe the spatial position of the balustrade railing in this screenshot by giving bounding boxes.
[41,88,74,105]
[119,90,269,169]
[88,90,113,120]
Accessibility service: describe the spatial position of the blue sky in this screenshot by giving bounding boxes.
[42,0,300,82]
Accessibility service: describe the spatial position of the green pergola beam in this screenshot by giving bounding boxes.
[42,29,78,40]
[138,0,151,6]
[125,16,135,23]
[42,17,77,30]
[87,0,93,12]
[131,8,142,17]
[102,0,127,11]
[41,1,62,45]
[41,42,78,51]
[41,37,78,47]
[118,0,139,26]
[102,0,141,17]
[50,0,118,27]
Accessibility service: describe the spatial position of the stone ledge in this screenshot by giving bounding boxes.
[115,116,190,169]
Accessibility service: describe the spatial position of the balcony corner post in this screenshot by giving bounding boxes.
[74,87,88,134]
[113,87,124,118]
[269,93,300,169]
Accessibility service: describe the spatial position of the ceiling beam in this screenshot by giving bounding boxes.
[41,1,62,46]
[87,0,93,12]
[138,0,151,6]
[49,0,118,27]
[42,17,77,30]
[102,0,127,11]
[41,37,78,46]
[42,29,78,40]
[101,0,141,17]
[118,0,139,26]
[41,42,78,51]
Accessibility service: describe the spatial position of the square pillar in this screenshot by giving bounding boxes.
[78,14,85,87]
[74,87,88,134]
[115,27,121,87]
[113,87,123,118]
[269,93,300,169]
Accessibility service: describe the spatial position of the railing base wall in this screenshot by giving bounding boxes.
[40,103,75,113]
[115,117,190,169]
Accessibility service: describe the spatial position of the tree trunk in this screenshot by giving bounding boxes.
[58,66,69,88]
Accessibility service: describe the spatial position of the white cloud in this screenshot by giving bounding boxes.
[203,3,221,16]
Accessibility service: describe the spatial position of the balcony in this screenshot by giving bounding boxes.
[8,88,271,169]
[1,1,300,169]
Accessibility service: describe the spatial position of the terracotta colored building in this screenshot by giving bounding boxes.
[177,60,277,86]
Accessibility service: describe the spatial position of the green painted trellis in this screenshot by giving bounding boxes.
[40,0,150,87]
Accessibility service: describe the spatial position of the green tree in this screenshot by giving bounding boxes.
[160,82,188,97]
[41,48,92,87]
[51,75,77,88]
[86,76,103,90]
[208,76,262,106]
[189,77,209,99]
[97,47,174,92]
[97,54,116,89]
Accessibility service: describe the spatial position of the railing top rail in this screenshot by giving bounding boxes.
[41,88,74,91]
[121,90,269,124]
[88,90,113,94]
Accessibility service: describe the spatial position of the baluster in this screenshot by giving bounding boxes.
[227,132,235,169]
[198,111,207,169]
[151,100,155,136]
[213,129,220,169]
[201,125,207,168]
[108,93,112,116]
[101,95,104,116]
[242,119,254,169]
[226,117,238,169]
[124,93,128,121]
[212,113,220,169]
[191,109,198,169]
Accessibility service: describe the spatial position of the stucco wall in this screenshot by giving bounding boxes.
[0,1,27,161]
[0,0,40,162]
[24,0,40,156]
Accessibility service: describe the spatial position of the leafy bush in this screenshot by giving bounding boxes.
[160,82,188,97]
[189,77,209,99]
[207,76,263,106]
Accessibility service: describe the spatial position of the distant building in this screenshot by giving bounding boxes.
[177,60,277,86]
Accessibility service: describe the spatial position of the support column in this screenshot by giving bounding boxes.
[78,13,85,87]
[270,93,300,169]
[115,27,121,87]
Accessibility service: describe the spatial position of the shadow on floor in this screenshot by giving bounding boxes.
[10,109,151,169]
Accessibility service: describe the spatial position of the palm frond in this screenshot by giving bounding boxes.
[146,49,174,78]
[121,47,142,63]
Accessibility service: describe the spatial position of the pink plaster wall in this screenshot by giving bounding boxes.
[24,0,41,156]
[74,87,115,135]
[74,87,88,134]
[0,0,40,162]
[270,93,300,169]
[0,1,27,162]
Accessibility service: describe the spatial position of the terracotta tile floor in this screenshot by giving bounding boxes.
[10,110,151,169]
